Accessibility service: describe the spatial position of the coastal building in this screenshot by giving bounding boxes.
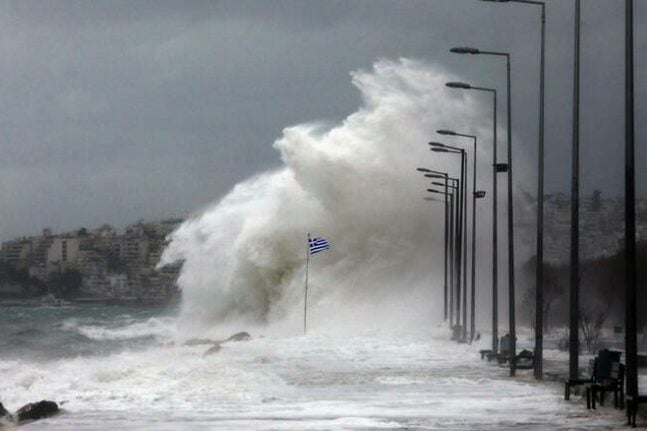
[0,240,33,268]
[0,218,183,303]
[47,237,80,269]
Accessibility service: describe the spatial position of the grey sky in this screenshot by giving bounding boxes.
[0,0,644,241]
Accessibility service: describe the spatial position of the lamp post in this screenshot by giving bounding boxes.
[568,0,581,383]
[432,175,462,330]
[446,81,499,353]
[425,164,464,335]
[418,167,453,324]
[450,46,516,376]
[428,185,458,328]
[436,131,480,344]
[436,176,461,329]
[480,0,547,383]
[624,0,638,404]
[433,176,467,328]
[432,143,468,341]
[481,0,546,379]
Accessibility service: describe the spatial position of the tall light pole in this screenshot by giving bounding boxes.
[426,157,465,336]
[428,185,458,328]
[446,81,499,353]
[480,0,547,382]
[417,168,460,329]
[569,0,581,383]
[432,143,469,341]
[437,130,480,343]
[450,46,516,376]
[443,177,461,329]
[432,178,481,336]
[417,167,452,323]
[624,0,638,405]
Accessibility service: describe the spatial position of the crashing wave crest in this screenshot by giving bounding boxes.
[160,58,495,333]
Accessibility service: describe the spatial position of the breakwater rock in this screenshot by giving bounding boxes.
[1,400,59,426]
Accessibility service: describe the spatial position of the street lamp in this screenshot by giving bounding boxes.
[427,184,458,328]
[624,0,639,409]
[436,130,480,344]
[418,168,451,323]
[432,144,469,342]
[482,0,548,384]
[568,0,581,386]
[437,130,457,136]
[450,45,516,376]
[424,158,464,334]
[446,80,500,355]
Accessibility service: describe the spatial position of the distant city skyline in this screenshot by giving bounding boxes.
[0,0,644,242]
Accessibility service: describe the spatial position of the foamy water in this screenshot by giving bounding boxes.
[0,307,627,430]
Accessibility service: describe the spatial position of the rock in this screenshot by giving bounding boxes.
[0,402,9,418]
[204,343,222,356]
[225,331,251,342]
[15,400,59,422]
[184,338,216,346]
[202,332,251,356]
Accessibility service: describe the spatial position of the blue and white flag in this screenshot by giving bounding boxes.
[308,235,331,255]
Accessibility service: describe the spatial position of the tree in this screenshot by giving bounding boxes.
[520,257,566,330]
[579,299,609,353]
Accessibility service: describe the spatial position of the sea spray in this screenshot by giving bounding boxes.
[160,58,509,335]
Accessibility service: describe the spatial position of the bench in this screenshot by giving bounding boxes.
[494,334,511,364]
[479,349,492,360]
[586,361,624,410]
[565,358,597,401]
[514,349,535,370]
[565,349,623,403]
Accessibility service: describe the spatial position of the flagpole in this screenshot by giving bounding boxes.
[304,233,310,335]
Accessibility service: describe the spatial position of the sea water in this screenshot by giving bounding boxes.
[0,305,627,430]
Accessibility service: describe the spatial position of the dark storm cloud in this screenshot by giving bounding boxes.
[0,0,643,240]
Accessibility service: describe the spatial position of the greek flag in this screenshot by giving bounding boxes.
[308,235,331,255]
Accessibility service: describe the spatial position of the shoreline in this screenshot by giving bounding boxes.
[0,297,172,308]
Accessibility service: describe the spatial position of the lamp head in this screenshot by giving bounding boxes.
[437,129,457,136]
[428,141,446,148]
[450,47,481,55]
[446,82,472,89]
[431,148,450,153]
[495,163,509,173]
[416,168,431,173]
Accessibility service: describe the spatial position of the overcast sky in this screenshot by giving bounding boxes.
[0,0,644,241]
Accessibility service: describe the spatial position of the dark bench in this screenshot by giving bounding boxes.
[626,394,647,428]
[565,358,597,401]
[565,349,623,403]
[493,334,511,364]
[480,336,533,369]
[514,349,535,370]
[479,349,492,360]
[586,361,624,410]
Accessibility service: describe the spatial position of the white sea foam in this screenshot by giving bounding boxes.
[159,58,520,336]
[0,330,626,430]
[71,316,178,342]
